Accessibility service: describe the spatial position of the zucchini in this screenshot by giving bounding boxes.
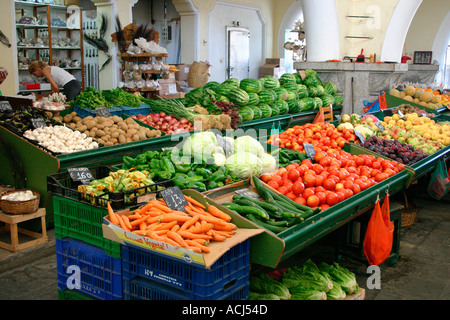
[222,202,269,220]
[247,214,287,234]
[234,195,280,213]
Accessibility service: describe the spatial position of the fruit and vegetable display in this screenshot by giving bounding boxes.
[77,169,158,205]
[178,70,343,124]
[390,103,436,118]
[0,105,55,134]
[68,86,113,110]
[53,111,162,146]
[258,150,405,212]
[101,88,142,108]
[389,85,449,110]
[106,195,237,254]
[131,112,195,135]
[267,122,358,153]
[362,136,428,165]
[249,259,359,300]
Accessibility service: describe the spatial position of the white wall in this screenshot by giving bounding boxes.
[207,2,265,82]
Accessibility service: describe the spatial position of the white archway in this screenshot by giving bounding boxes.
[432,10,450,83]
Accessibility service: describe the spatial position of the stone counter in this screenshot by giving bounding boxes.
[293,62,438,115]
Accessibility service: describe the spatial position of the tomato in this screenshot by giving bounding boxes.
[315,191,327,205]
[271,174,283,184]
[294,197,306,205]
[358,180,370,191]
[363,158,373,167]
[320,204,330,211]
[315,174,325,187]
[328,175,340,184]
[384,168,396,177]
[286,192,297,201]
[315,186,326,193]
[323,179,336,191]
[307,195,320,208]
[326,192,339,206]
[287,169,300,182]
[278,186,288,195]
[314,151,326,163]
[336,191,346,202]
[297,165,307,176]
[353,184,361,194]
[338,168,350,180]
[303,174,316,188]
[372,161,382,170]
[343,180,353,189]
[301,159,313,170]
[319,156,332,167]
[375,173,388,182]
[261,173,272,183]
[313,164,324,175]
[292,181,305,196]
[355,157,364,166]
[302,187,315,200]
[335,182,344,192]
[267,180,279,190]
[285,164,297,171]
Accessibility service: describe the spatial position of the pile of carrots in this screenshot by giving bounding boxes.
[107,195,237,254]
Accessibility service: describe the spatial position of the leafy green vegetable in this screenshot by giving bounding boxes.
[249,291,281,300]
[326,281,346,300]
[249,273,291,300]
[318,262,359,295]
[225,152,262,180]
[281,259,333,292]
[68,86,112,110]
[102,88,141,108]
[289,286,327,300]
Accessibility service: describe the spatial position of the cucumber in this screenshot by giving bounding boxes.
[286,215,304,227]
[222,202,269,220]
[233,195,280,213]
[247,214,287,234]
[265,219,289,227]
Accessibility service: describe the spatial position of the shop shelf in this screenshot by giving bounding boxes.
[47,165,173,210]
[56,238,122,300]
[121,239,250,300]
[52,196,122,258]
[384,93,446,113]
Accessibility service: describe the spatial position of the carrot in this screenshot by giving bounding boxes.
[132,230,147,235]
[146,231,165,242]
[107,202,120,225]
[153,229,169,236]
[207,205,232,222]
[130,215,151,227]
[180,214,200,232]
[198,214,227,226]
[150,199,172,213]
[156,220,178,231]
[160,236,181,247]
[171,224,180,232]
[186,246,202,253]
[177,230,212,240]
[212,222,237,232]
[127,213,142,220]
[190,221,213,234]
[208,230,227,242]
[134,202,154,215]
[214,230,235,237]
[146,222,161,231]
[167,231,189,248]
[139,222,147,231]
[117,214,130,231]
[147,214,191,224]
[184,195,206,209]
[189,238,210,246]
[186,239,210,253]
[187,202,208,214]
[184,206,201,216]
[121,215,133,230]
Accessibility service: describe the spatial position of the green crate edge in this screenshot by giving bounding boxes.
[58,289,98,300]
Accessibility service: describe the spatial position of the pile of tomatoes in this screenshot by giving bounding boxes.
[261,149,405,212]
[266,122,358,153]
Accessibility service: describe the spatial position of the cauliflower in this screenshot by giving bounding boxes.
[337,122,354,131]
[354,125,375,139]
[350,113,361,125]
[341,114,351,123]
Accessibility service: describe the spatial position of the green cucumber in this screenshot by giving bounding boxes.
[222,202,269,220]
[247,214,286,234]
[265,219,289,227]
[233,195,280,213]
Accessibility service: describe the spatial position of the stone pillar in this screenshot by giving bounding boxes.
[302,0,340,62]
[172,0,199,63]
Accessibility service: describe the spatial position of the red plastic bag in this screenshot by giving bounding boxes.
[363,194,394,265]
[313,106,325,123]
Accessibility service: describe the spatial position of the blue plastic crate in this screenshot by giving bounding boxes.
[120,104,151,117]
[56,238,122,300]
[121,239,250,300]
[123,275,249,300]
[73,105,123,118]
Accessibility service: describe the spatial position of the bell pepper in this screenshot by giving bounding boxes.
[195,167,212,179]
[174,164,191,174]
[207,180,218,190]
[159,158,175,175]
[216,181,224,188]
[135,154,148,165]
[156,171,172,180]
[186,175,204,182]
[136,164,149,171]
[122,156,136,169]
[210,171,225,182]
[145,150,160,161]
[149,158,161,169]
[172,175,189,189]
[187,181,206,192]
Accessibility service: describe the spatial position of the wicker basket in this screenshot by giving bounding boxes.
[0,189,40,215]
[188,61,210,88]
[400,190,418,228]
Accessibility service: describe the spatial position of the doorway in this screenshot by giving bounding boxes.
[226,26,250,80]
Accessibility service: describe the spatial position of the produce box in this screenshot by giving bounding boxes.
[73,105,123,118]
[47,165,173,210]
[56,237,122,300]
[344,288,365,300]
[120,103,151,117]
[385,93,446,113]
[102,189,263,269]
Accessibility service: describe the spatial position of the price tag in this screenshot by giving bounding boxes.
[31,118,47,128]
[303,143,316,158]
[68,167,94,184]
[398,110,405,120]
[96,107,111,117]
[422,113,427,117]
[375,120,385,132]
[160,186,188,212]
[0,101,12,112]
[235,188,259,200]
[354,130,365,144]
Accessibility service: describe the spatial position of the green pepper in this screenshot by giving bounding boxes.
[210,171,225,182]
[207,180,218,190]
[186,175,204,182]
[172,175,189,189]
[136,164,149,171]
[187,181,206,192]
[122,156,137,169]
[216,181,224,187]
[149,158,160,169]
[159,158,175,175]
[186,170,197,177]
[145,150,159,161]
[135,154,148,165]
[174,164,191,174]
[195,168,212,179]
[156,171,172,180]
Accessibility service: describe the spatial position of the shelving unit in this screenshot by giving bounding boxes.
[14,0,85,95]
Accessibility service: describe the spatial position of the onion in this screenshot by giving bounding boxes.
[159,112,166,117]
[164,116,172,122]
[180,119,188,124]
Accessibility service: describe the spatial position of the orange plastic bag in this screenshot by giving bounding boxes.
[313,106,325,123]
[363,194,394,265]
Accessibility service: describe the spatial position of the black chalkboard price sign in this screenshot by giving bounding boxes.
[31,118,47,129]
[67,167,94,184]
[160,186,188,212]
[0,101,12,112]
[96,107,111,117]
[354,130,365,144]
[303,142,316,159]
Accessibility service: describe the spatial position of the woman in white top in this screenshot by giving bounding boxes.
[28,61,81,101]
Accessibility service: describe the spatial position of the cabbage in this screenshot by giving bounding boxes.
[326,281,346,300]
[259,152,277,174]
[225,152,262,179]
[233,136,264,156]
[213,153,227,166]
[182,132,218,156]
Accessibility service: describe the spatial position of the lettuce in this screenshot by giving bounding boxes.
[318,262,358,295]
[259,152,277,174]
[225,152,262,179]
[233,136,264,156]
[182,132,218,157]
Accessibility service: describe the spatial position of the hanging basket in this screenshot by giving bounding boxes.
[188,61,210,88]
[400,190,418,228]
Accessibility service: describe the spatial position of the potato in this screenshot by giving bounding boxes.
[127,128,138,137]
[96,116,105,123]
[118,129,126,136]
[118,135,126,144]
[125,117,135,125]
[53,116,63,122]
[77,125,88,132]
[89,130,97,138]
[125,137,133,143]
[96,130,105,137]
[69,122,76,129]
[73,116,82,123]
[111,131,120,139]
[96,123,105,130]
[85,120,97,130]
[130,134,139,141]
[108,138,118,144]
[147,130,157,138]
[119,123,129,131]
[70,111,77,116]
[103,134,111,142]
[138,128,146,140]
[63,114,73,123]
[111,115,122,123]
[104,141,114,147]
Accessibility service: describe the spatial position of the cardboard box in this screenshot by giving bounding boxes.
[159,92,185,99]
[344,288,366,300]
[265,58,285,68]
[174,64,191,81]
[157,79,178,95]
[259,65,285,79]
[64,0,80,6]
[176,80,187,92]
[102,190,263,269]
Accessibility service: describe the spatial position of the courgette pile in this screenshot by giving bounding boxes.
[221,176,321,235]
